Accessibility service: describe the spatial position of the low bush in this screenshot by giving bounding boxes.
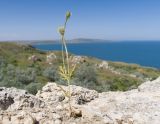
[110,77,139,91]
[74,64,98,89]
[16,68,36,85]
[43,66,59,81]
[25,83,43,94]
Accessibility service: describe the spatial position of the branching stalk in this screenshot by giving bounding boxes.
[58,11,77,116]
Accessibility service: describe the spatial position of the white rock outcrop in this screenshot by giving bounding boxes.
[70,56,86,65]
[46,52,57,64]
[28,55,40,62]
[98,61,109,70]
[0,87,44,110]
[0,77,160,124]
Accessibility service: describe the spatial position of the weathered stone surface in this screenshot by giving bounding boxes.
[36,82,98,106]
[28,55,41,62]
[0,77,160,124]
[0,87,44,110]
[46,52,57,64]
[138,77,160,92]
[70,56,86,64]
[98,61,109,70]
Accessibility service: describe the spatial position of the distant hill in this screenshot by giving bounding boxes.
[30,38,109,44]
[0,38,109,45]
[68,38,108,43]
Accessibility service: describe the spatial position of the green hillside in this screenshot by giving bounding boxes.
[0,42,160,94]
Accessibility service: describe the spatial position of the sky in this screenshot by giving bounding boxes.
[0,0,160,41]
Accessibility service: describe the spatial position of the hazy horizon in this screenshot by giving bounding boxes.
[1,38,160,42]
[1,0,160,41]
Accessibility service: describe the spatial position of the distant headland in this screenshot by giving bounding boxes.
[0,38,109,44]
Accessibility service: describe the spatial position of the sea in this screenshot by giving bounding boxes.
[32,41,160,69]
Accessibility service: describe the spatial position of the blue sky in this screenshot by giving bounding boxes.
[0,0,160,41]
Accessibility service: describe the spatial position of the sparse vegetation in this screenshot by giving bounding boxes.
[0,42,160,95]
[43,66,59,82]
[74,63,98,89]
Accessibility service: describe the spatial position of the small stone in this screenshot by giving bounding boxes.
[56,105,63,111]
[53,113,61,120]
[58,95,65,102]
[55,119,62,124]
[24,115,36,124]
[2,116,11,124]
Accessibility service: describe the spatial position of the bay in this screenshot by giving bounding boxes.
[32,41,160,68]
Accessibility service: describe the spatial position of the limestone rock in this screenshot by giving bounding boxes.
[1,77,160,124]
[98,61,109,70]
[0,87,44,110]
[46,52,57,64]
[28,55,41,62]
[70,56,86,64]
[138,77,160,92]
[81,77,160,124]
[37,82,98,106]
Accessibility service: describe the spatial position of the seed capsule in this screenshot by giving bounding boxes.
[58,26,65,36]
[66,11,71,20]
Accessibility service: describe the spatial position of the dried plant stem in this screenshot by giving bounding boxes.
[61,29,72,113]
[58,11,79,117]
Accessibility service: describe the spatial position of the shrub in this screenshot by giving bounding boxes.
[0,68,4,81]
[6,64,16,79]
[25,83,43,94]
[110,77,138,91]
[0,57,6,67]
[74,64,97,89]
[95,80,111,92]
[16,68,36,85]
[0,76,24,88]
[43,66,59,81]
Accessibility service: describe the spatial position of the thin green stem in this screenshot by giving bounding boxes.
[64,19,67,30]
[59,14,74,116]
[63,19,70,77]
[63,19,72,112]
[63,38,69,74]
[61,36,66,72]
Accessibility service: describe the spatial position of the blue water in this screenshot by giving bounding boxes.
[33,41,160,68]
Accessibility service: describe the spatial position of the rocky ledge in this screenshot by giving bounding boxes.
[0,77,160,124]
